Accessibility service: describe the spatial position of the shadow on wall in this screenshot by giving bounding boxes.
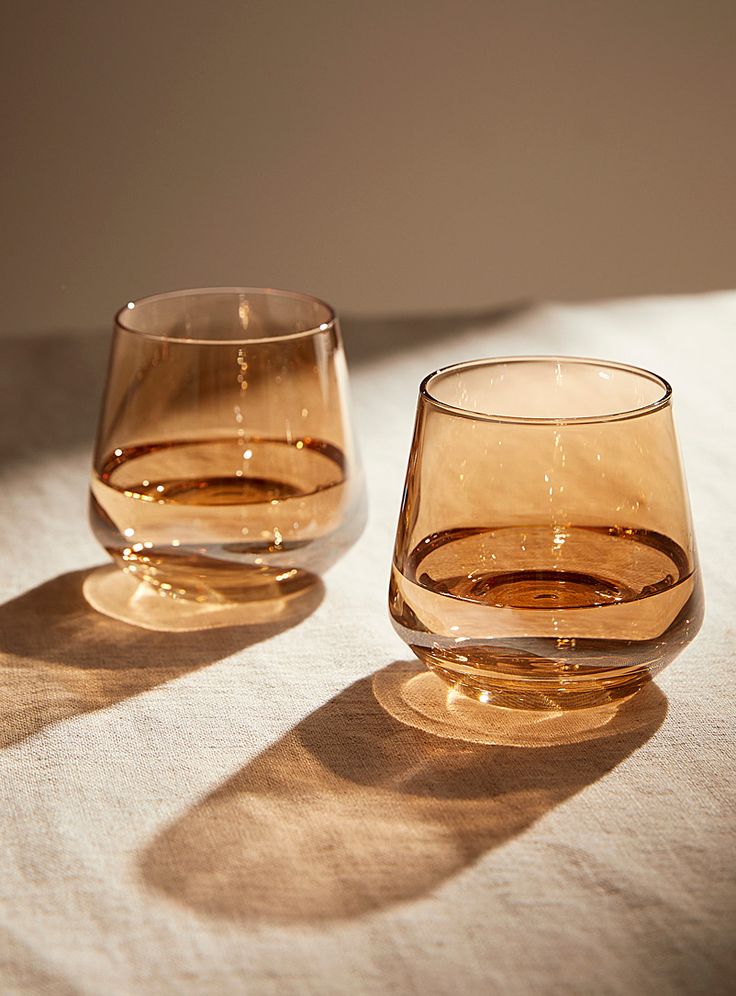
[0,569,323,750]
[139,660,667,923]
[342,301,525,365]
[0,328,111,464]
[0,302,525,465]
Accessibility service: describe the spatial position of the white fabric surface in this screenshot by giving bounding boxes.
[0,294,734,995]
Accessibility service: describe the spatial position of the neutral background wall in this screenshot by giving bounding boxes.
[2,0,735,336]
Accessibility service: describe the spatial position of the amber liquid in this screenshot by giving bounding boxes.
[90,437,364,601]
[390,525,703,709]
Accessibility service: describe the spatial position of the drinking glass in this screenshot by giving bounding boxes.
[90,287,366,603]
[389,356,703,710]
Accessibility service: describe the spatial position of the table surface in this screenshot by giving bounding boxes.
[1,294,734,996]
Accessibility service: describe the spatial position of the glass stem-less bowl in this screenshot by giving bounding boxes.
[90,287,366,604]
[389,356,703,710]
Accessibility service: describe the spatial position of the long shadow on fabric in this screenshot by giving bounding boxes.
[0,569,323,750]
[139,660,667,924]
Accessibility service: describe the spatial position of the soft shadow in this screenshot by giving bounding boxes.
[340,301,526,366]
[139,659,667,924]
[0,328,109,464]
[0,568,323,749]
[0,303,525,466]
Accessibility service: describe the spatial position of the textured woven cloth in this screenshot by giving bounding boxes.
[0,294,734,995]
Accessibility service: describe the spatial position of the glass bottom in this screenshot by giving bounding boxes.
[413,647,654,711]
[110,551,315,604]
[83,563,324,633]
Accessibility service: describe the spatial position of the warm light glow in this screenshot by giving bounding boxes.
[238,297,250,331]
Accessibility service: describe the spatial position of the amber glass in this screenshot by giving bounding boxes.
[389,356,703,710]
[90,288,366,603]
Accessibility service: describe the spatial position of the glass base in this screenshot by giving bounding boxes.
[83,564,323,633]
[414,648,654,711]
[109,552,316,604]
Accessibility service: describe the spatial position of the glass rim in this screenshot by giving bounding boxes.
[114,286,337,345]
[420,355,673,425]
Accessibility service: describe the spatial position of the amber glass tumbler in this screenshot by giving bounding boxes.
[90,288,366,602]
[389,357,703,710]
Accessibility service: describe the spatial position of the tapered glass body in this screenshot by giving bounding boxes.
[389,357,703,709]
[90,288,366,602]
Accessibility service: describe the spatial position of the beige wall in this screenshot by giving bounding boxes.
[2,1,735,335]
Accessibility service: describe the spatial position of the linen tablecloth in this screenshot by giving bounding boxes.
[1,294,734,995]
